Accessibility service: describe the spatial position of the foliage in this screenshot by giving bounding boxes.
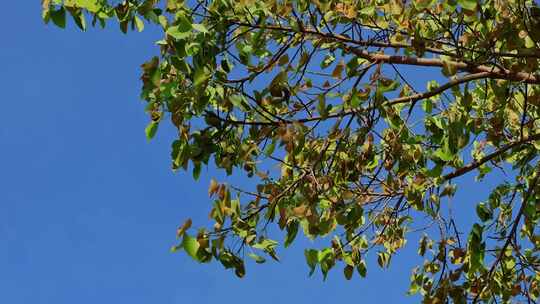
[43,0,540,302]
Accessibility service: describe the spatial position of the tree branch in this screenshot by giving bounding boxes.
[443,133,540,181]
[346,47,540,84]
[212,72,495,126]
[229,21,540,84]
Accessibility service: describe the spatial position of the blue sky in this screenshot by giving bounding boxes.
[1,3,502,303]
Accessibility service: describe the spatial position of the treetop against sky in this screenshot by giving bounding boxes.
[40,0,540,302]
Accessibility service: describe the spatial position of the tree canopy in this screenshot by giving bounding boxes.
[42,0,540,302]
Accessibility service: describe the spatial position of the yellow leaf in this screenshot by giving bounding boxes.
[42,0,51,10]
[441,58,457,76]
[292,205,307,217]
[176,218,192,238]
[208,178,219,197]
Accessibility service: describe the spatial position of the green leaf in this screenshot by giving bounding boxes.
[221,57,232,73]
[433,139,454,162]
[229,94,249,111]
[66,0,101,12]
[467,223,485,274]
[166,25,191,40]
[349,89,363,108]
[470,223,483,239]
[182,235,200,261]
[426,163,443,178]
[158,15,168,29]
[343,265,353,280]
[321,54,335,69]
[318,248,335,280]
[234,262,246,278]
[414,0,436,10]
[150,66,161,87]
[378,78,400,93]
[145,121,159,140]
[192,23,208,33]
[68,8,87,31]
[248,253,266,264]
[176,13,192,32]
[476,202,492,222]
[278,54,289,66]
[284,221,299,248]
[359,5,376,15]
[458,0,477,11]
[193,66,210,88]
[193,162,201,180]
[317,248,333,263]
[50,7,66,28]
[253,239,278,251]
[264,140,276,157]
[267,249,280,262]
[304,249,318,276]
[119,20,128,34]
[422,99,433,113]
[418,235,429,256]
[134,15,144,32]
[433,148,453,162]
[356,260,367,277]
[377,251,391,268]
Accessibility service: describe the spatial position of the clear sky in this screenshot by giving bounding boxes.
[1,3,502,303]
